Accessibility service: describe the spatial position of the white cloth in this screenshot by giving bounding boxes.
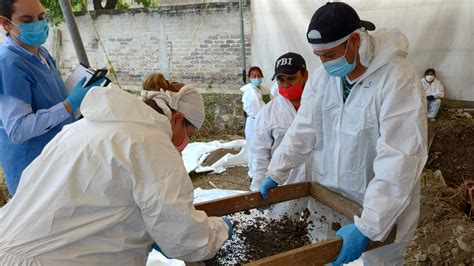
[421,78,444,99]
[140,85,205,129]
[182,140,248,174]
[249,96,310,191]
[0,87,228,265]
[266,29,428,264]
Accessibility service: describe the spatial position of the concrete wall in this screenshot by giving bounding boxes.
[51,1,251,92]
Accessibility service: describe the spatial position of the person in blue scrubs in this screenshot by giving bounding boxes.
[0,0,99,195]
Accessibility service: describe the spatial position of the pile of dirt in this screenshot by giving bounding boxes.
[205,213,312,265]
[406,109,474,264]
[406,170,474,265]
[202,148,241,167]
[426,108,474,187]
[191,166,251,191]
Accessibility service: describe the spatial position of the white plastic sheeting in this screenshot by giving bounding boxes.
[182,140,248,174]
[252,0,473,101]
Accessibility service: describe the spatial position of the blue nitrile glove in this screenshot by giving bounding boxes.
[332,223,369,266]
[152,242,169,258]
[66,77,105,111]
[258,176,278,199]
[222,217,234,239]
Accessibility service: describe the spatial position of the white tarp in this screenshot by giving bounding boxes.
[252,0,474,101]
[182,140,248,174]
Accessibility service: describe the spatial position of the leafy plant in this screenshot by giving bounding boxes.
[41,0,157,25]
[116,0,131,9]
[41,0,87,25]
[207,81,214,90]
[135,0,158,8]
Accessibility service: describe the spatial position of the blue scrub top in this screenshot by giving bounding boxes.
[0,37,75,195]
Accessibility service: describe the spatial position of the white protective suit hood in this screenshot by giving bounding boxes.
[358,28,409,78]
[81,86,173,138]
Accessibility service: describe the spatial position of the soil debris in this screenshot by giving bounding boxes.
[331,222,342,231]
[202,148,241,167]
[205,213,311,265]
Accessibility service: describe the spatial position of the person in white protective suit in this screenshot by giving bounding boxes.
[420,68,444,122]
[270,81,280,98]
[0,85,233,265]
[249,52,310,192]
[258,2,428,265]
[240,66,271,175]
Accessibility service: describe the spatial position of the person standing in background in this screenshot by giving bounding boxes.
[240,66,270,175]
[249,52,310,192]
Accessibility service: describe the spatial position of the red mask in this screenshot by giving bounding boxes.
[278,84,303,100]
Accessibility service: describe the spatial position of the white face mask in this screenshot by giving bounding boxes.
[425,75,435,82]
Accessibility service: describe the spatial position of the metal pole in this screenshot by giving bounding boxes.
[159,16,170,78]
[239,0,246,84]
[59,0,90,66]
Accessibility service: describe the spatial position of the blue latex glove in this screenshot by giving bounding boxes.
[151,242,169,258]
[66,77,105,111]
[332,223,369,266]
[222,217,234,239]
[258,176,278,199]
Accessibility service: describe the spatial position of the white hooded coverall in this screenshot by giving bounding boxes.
[266,29,428,265]
[249,95,309,191]
[420,77,444,118]
[0,87,229,265]
[240,83,267,141]
[240,83,268,174]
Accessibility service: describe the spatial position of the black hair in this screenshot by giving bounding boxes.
[424,68,436,76]
[1,0,15,36]
[0,0,15,20]
[247,66,263,78]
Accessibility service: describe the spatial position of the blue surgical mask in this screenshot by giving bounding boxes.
[322,42,357,77]
[250,78,262,87]
[10,19,49,46]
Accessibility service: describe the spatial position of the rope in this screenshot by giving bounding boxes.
[171,2,210,80]
[83,1,211,87]
[85,5,123,89]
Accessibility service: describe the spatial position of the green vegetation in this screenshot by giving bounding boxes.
[41,0,158,25]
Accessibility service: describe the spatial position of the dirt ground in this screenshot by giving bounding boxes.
[405,108,474,265]
[191,166,251,191]
[191,107,474,265]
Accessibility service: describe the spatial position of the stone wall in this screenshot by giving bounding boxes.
[194,92,244,138]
